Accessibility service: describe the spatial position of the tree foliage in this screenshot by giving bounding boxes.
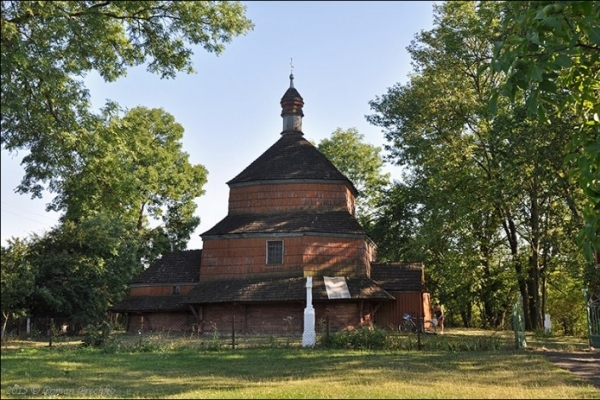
[490,1,600,264]
[26,214,142,325]
[0,1,247,322]
[7,105,207,322]
[1,238,36,338]
[317,128,390,227]
[368,1,587,330]
[51,105,208,254]
[1,0,252,198]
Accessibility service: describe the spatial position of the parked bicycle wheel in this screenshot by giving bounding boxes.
[399,320,415,333]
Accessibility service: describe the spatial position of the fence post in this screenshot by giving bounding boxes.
[326,314,330,346]
[49,318,54,348]
[231,316,235,350]
[417,291,423,350]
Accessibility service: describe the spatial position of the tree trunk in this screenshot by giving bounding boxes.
[528,183,542,330]
[526,272,538,330]
[481,258,495,329]
[1,312,8,342]
[503,215,533,329]
[460,305,472,328]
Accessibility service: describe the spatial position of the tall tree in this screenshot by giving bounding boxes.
[367,183,422,264]
[1,1,252,199]
[1,1,249,323]
[4,106,207,323]
[1,238,36,339]
[490,1,600,267]
[49,105,208,255]
[367,1,586,329]
[27,214,142,325]
[317,128,390,227]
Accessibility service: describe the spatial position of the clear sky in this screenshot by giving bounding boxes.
[1,1,437,250]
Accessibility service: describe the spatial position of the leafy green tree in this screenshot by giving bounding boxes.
[18,106,206,321]
[368,1,516,328]
[1,238,36,339]
[368,1,587,329]
[1,0,252,198]
[49,105,208,255]
[366,183,422,264]
[1,1,248,323]
[27,214,142,325]
[317,128,390,227]
[490,1,600,266]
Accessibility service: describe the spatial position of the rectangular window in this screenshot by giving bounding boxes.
[172,285,181,295]
[266,240,284,265]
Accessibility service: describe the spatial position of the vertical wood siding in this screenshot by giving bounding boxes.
[201,236,372,281]
[375,292,432,331]
[129,285,196,296]
[127,312,194,333]
[228,183,354,215]
[126,302,366,334]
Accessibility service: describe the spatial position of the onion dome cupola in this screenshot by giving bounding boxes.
[226,75,358,197]
[280,73,304,134]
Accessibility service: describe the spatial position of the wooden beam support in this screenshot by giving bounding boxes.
[234,303,248,334]
[372,302,382,315]
[188,305,203,332]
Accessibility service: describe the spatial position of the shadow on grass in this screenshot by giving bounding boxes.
[2,347,598,398]
[1,329,596,399]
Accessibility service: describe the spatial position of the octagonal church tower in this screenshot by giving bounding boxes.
[199,74,377,281]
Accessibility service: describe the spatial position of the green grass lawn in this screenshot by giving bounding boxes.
[1,329,598,399]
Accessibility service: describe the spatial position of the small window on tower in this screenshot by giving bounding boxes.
[266,240,284,265]
[173,285,181,295]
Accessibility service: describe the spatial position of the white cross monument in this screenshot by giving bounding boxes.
[302,276,316,347]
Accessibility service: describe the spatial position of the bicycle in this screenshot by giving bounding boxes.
[399,313,437,334]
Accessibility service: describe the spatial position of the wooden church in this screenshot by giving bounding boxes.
[112,75,431,335]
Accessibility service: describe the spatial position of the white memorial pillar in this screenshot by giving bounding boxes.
[302,276,316,347]
[544,314,552,333]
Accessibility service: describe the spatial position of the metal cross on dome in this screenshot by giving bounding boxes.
[289,58,295,87]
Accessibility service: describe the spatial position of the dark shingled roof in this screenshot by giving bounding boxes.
[184,276,394,304]
[130,250,201,284]
[202,211,366,237]
[227,132,357,195]
[370,262,424,292]
[111,295,189,312]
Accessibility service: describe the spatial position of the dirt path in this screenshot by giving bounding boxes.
[541,349,600,389]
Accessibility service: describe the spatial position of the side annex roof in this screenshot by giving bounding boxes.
[130,249,201,285]
[185,276,394,304]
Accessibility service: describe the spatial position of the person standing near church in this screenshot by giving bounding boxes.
[433,303,445,334]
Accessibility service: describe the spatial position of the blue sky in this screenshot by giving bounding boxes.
[1,1,437,250]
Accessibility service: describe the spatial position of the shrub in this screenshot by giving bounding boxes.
[322,326,389,350]
[132,336,162,353]
[81,321,113,348]
[533,329,553,339]
[197,322,222,351]
[422,335,503,351]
